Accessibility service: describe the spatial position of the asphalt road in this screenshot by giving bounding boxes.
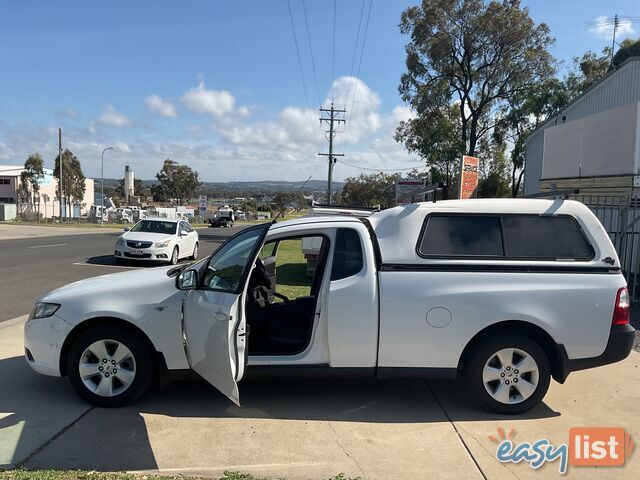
[0,226,242,323]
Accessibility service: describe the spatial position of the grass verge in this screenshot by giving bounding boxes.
[0,470,359,480]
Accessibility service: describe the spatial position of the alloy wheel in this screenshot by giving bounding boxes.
[78,339,136,397]
[482,347,539,404]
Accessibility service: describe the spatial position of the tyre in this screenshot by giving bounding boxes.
[465,334,550,414]
[190,242,199,260]
[66,324,154,407]
[170,246,179,265]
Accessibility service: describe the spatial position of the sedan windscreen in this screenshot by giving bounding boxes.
[130,220,177,235]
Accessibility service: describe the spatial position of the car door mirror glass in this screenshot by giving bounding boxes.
[176,269,198,290]
[123,226,130,232]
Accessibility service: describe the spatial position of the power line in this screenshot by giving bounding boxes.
[343,0,373,142]
[286,0,322,150]
[302,0,321,105]
[337,159,424,172]
[331,0,337,101]
[349,0,367,79]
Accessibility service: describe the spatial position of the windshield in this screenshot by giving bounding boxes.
[202,225,268,293]
[130,220,177,235]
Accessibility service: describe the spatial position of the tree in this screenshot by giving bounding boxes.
[494,77,570,196]
[397,0,555,166]
[340,172,401,209]
[23,153,45,216]
[611,38,640,69]
[155,159,201,205]
[395,104,463,187]
[53,149,85,218]
[565,47,611,96]
[272,192,293,214]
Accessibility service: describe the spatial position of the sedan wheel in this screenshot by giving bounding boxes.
[466,334,550,414]
[191,242,198,260]
[79,339,136,397]
[67,324,154,407]
[170,246,179,265]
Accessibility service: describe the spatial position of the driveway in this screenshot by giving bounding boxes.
[1,315,638,479]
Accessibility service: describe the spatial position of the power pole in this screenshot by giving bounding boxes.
[610,14,620,67]
[58,128,63,222]
[318,102,345,204]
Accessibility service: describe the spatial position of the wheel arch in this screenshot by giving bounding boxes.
[59,316,167,377]
[458,320,567,383]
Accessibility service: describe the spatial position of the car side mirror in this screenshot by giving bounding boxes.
[176,269,198,290]
[123,226,130,232]
[180,229,188,236]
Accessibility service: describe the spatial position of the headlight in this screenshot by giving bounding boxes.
[29,302,60,320]
[116,237,125,246]
[154,239,172,248]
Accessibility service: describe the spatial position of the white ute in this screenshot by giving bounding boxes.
[25,199,635,414]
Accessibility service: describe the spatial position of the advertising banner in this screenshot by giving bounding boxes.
[395,178,426,205]
[459,155,479,199]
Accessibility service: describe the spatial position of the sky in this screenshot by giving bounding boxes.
[0,0,638,182]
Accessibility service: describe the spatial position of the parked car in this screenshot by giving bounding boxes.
[113,218,198,265]
[25,199,634,413]
[208,208,234,228]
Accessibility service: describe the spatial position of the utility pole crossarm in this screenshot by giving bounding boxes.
[318,102,346,205]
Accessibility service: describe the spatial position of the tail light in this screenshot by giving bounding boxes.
[612,287,630,326]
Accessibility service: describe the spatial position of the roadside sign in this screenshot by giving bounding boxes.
[459,156,479,199]
[395,178,426,206]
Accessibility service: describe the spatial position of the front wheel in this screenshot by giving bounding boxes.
[169,246,179,265]
[465,334,550,414]
[66,325,154,407]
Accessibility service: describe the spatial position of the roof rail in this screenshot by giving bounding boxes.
[311,202,381,212]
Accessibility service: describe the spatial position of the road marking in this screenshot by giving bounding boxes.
[72,262,138,269]
[27,243,68,249]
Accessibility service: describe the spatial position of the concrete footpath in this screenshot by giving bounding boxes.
[0,223,121,240]
[1,315,638,479]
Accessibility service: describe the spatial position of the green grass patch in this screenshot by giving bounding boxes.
[0,470,359,480]
[260,238,314,300]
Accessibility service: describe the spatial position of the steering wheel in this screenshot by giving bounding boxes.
[253,258,272,289]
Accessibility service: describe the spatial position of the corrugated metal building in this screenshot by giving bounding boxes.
[524,57,640,196]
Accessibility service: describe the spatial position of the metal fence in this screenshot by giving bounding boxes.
[528,191,640,302]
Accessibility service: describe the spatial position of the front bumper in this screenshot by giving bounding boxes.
[24,313,74,377]
[114,244,172,261]
[555,324,636,383]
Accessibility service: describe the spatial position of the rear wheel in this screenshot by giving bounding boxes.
[190,242,199,260]
[466,334,550,414]
[67,324,154,407]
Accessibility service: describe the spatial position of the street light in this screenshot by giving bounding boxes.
[101,147,113,226]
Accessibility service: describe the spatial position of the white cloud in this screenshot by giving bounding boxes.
[145,95,178,118]
[181,81,236,117]
[114,142,130,153]
[589,16,635,39]
[98,105,131,127]
[0,78,420,182]
[325,76,382,143]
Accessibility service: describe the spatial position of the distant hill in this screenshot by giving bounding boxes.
[95,178,343,195]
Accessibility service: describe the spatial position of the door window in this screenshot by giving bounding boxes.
[202,226,269,293]
[331,228,364,280]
